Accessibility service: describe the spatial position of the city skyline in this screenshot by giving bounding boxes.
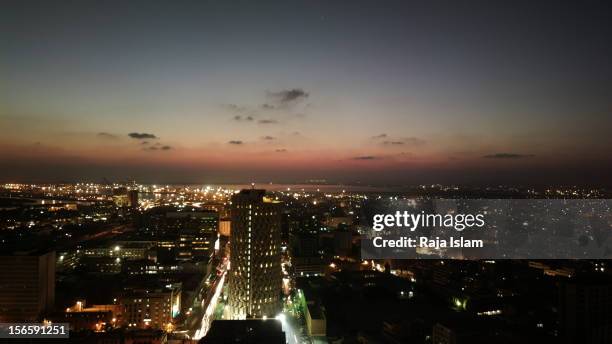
[2,0,612,185]
[2,183,611,342]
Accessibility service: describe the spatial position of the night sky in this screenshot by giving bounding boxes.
[2,0,611,185]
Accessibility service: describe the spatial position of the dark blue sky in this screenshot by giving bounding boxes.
[1,0,611,184]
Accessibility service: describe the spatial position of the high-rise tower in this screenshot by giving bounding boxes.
[0,250,55,322]
[228,189,282,319]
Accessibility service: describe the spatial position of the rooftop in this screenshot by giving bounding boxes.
[200,320,286,344]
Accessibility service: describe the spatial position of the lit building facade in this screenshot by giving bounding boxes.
[120,286,180,329]
[228,189,282,319]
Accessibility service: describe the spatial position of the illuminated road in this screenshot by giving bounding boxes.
[193,267,226,340]
[278,313,301,344]
[192,252,303,343]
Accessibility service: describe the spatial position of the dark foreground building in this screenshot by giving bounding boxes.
[199,320,286,344]
[559,274,612,344]
[0,250,55,322]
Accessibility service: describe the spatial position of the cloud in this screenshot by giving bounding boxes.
[128,132,157,139]
[352,156,378,160]
[223,104,248,112]
[267,88,309,105]
[379,136,426,146]
[483,153,535,159]
[233,115,255,122]
[228,140,244,145]
[372,133,387,139]
[226,89,310,120]
[97,132,118,139]
[275,148,287,153]
[144,145,172,151]
[262,136,275,140]
[258,119,278,124]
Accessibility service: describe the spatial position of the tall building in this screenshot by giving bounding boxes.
[228,189,282,319]
[0,250,55,321]
[127,189,139,208]
[559,275,612,344]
